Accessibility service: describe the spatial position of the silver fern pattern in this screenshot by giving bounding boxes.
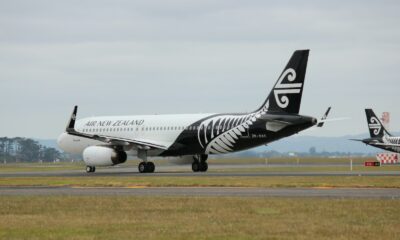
[197,103,269,154]
[197,67,301,154]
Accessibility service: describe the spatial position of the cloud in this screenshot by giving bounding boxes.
[0,0,400,138]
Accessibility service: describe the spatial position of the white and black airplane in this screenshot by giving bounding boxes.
[351,109,400,153]
[57,50,329,173]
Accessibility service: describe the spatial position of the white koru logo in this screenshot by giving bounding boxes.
[368,117,381,135]
[273,68,301,108]
[71,114,76,121]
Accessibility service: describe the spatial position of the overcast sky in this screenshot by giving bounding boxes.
[1,0,399,139]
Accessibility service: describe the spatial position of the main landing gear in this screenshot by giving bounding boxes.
[137,148,155,173]
[192,154,208,172]
[86,166,96,173]
[138,161,155,173]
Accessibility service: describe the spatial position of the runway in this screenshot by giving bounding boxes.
[1,186,399,198]
[0,165,399,177]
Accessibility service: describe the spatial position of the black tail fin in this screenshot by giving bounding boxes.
[257,50,309,114]
[365,108,391,137]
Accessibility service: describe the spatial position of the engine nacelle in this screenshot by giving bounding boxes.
[83,146,127,166]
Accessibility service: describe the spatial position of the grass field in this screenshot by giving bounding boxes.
[1,175,400,188]
[0,196,399,240]
[0,162,84,172]
[1,158,399,239]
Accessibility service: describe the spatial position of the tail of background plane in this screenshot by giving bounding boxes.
[365,108,391,138]
[257,50,309,114]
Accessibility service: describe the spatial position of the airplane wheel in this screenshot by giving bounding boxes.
[86,166,95,173]
[200,154,208,162]
[192,161,200,172]
[147,162,155,173]
[200,162,208,172]
[138,162,147,173]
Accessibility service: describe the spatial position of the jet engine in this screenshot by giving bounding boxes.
[83,146,127,166]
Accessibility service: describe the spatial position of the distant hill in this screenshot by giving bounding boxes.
[260,133,377,154]
[264,132,400,154]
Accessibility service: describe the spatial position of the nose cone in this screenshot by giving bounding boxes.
[57,132,68,151]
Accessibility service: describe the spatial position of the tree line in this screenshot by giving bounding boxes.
[0,137,62,163]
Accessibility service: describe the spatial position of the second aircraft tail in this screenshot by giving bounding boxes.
[365,108,391,138]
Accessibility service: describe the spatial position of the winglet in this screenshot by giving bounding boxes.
[66,106,78,132]
[317,107,331,127]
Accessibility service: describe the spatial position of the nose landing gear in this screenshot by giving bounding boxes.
[86,166,96,173]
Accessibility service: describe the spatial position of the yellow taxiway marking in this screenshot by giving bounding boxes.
[312,186,335,189]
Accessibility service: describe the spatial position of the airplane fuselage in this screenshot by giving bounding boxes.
[57,50,316,173]
[363,136,400,153]
[58,111,316,157]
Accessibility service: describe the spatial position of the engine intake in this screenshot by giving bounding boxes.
[83,146,127,166]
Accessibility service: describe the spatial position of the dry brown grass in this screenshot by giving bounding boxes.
[1,175,400,188]
[0,196,399,240]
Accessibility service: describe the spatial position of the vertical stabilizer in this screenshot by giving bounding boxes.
[258,50,309,114]
[365,109,391,137]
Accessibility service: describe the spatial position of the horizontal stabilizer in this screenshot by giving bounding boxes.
[317,107,331,127]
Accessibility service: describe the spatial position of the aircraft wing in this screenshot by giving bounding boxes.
[65,106,168,150]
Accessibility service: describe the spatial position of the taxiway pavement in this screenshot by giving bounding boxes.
[0,186,399,198]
